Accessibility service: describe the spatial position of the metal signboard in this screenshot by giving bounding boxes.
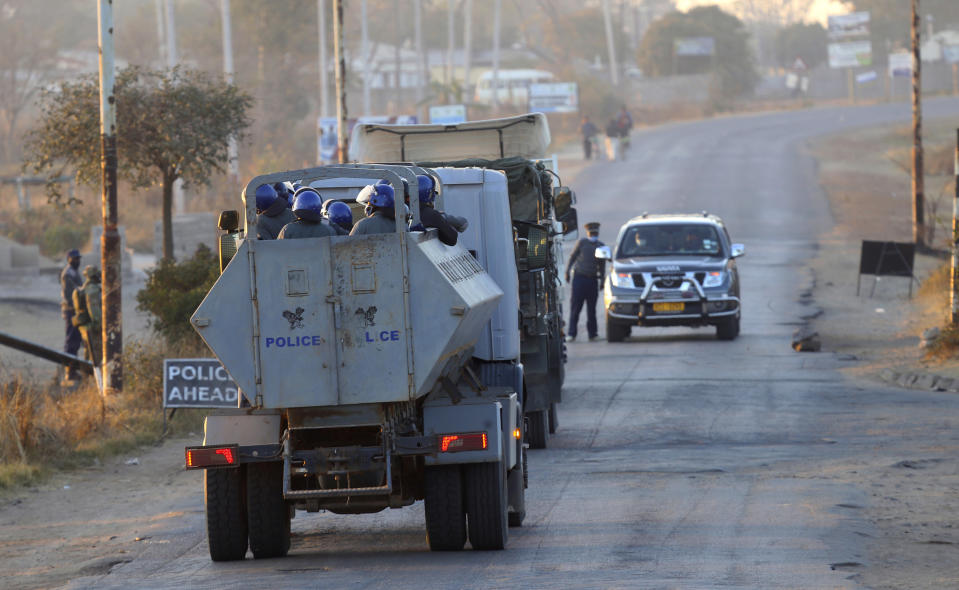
[944,45,959,64]
[674,37,716,57]
[855,70,878,84]
[828,40,873,68]
[828,12,870,40]
[429,104,467,125]
[888,52,912,77]
[528,82,579,113]
[163,358,240,409]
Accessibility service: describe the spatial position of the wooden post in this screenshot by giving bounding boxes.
[952,128,959,325]
[98,0,122,394]
[333,0,347,163]
[912,0,925,247]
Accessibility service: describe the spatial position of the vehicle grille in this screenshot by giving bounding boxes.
[652,274,684,289]
[631,274,645,288]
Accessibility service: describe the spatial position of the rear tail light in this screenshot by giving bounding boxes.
[185,444,240,469]
[438,432,488,453]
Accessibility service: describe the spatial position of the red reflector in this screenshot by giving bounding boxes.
[439,432,488,453]
[185,445,238,469]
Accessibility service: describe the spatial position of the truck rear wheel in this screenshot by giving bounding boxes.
[246,462,291,559]
[204,467,248,562]
[424,465,467,551]
[527,410,549,449]
[465,460,508,550]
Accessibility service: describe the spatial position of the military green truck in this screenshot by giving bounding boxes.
[349,113,579,448]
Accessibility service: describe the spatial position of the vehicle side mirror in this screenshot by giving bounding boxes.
[595,245,612,260]
[730,243,745,258]
[553,186,575,218]
[218,210,239,232]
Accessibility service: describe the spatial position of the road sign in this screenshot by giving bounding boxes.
[528,82,579,113]
[674,37,716,57]
[429,104,467,125]
[888,52,912,77]
[163,358,240,409]
[828,40,873,68]
[828,12,870,40]
[791,57,808,71]
[944,45,959,64]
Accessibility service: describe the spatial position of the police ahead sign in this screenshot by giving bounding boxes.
[163,358,240,409]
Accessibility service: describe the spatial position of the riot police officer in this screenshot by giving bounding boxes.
[565,222,605,342]
[277,189,336,239]
[414,174,458,246]
[255,184,294,240]
[60,248,83,380]
[326,201,354,234]
[350,184,398,236]
[72,265,102,368]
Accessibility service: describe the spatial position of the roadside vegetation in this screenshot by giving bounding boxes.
[0,247,219,492]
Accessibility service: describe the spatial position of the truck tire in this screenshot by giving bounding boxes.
[507,447,527,527]
[527,410,549,449]
[465,460,508,550]
[716,315,740,341]
[204,467,248,562]
[246,462,291,559]
[548,402,559,434]
[424,465,467,551]
[606,318,630,342]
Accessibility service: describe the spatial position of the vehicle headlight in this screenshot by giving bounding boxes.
[611,271,634,288]
[702,271,725,288]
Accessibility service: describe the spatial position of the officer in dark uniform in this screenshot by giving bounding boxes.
[255,184,295,240]
[565,222,605,341]
[60,248,83,380]
[278,189,336,239]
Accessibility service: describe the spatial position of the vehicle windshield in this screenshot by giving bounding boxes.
[617,224,723,258]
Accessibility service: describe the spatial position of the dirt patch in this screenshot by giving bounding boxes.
[808,117,959,589]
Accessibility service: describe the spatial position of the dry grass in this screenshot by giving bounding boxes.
[0,339,207,491]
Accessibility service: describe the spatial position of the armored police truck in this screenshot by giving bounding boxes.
[349,113,579,449]
[186,165,529,560]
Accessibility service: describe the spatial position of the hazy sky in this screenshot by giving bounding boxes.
[674,0,851,25]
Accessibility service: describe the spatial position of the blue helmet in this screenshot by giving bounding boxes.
[255,184,278,212]
[416,174,436,204]
[377,177,409,202]
[368,183,394,209]
[327,201,353,226]
[67,248,80,260]
[292,189,324,221]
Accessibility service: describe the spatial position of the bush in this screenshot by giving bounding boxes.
[136,244,219,347]
[0,204,97,257]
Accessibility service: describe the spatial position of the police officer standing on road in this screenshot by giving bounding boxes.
[60,248,83,381]
[565,222,605,342]
[277,188,336,239]
[255,184,295,240]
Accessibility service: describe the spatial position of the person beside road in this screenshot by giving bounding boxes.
[565,222,606,342]
[350,184,399,236]
[60,248,83,381]
[616,105,633,153]
[255,184,295,240]
[72,265,102,368]
[580,116,599,160]
[277,188,336,239]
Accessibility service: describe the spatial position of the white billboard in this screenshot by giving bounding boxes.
[828,12,870,40]
[528,82,579,113]
[888,52,912,78]
[828,40,873,68]
[429,104,467,125]
[674,37,716,57]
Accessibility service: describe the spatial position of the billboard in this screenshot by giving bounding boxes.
[944,45,959,64]
[828,12,870,39]
[828,40,873,68]
[528,82,579,113]
[429,104,467,125]
[888,52,912,77]
[674,37,716,57]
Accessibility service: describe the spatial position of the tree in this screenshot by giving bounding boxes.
[23,66,253,260]
[775,22,828,69]
[733,0,815,26]
[637,6,759,100]
[846,0,959,61]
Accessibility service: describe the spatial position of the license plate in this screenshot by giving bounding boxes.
[652,302,685,313]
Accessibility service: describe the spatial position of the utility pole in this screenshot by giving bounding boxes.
[333,0,348,163]
[491,0,501,112]
[414,0,425,120]
[952,128,959,325]
[319,0,328,119]
[912,0,925,247]
[97,0,122,394]
[164,0,185,215]
[463,0,472,102]
[601,0,619,86]
[220,0,238,180]
[361,0,370,116]
[446,0,455,90]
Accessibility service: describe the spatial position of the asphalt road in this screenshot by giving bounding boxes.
[57,98,959,589]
